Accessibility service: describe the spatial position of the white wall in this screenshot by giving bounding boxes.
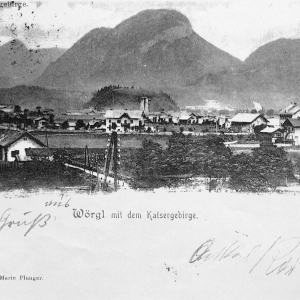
[7,138,43,162]
[289,128,300,146]
[292,111,300,119]
[253,117,267,127]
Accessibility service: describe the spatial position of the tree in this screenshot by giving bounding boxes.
[254,123,267,134]
[229,145,294,192]
[266,109,275,116]
[75,119,85,130]
[218,109,229,115]
[250,109,258,114]
[61,121,69,129]
[14,105,21,114]
[36,106,42,115]
[23,109,29,117]
[200,136,232,191]
[131,139,164,188]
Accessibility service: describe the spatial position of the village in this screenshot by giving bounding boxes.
[1,97,300,155]
[1,96,300,193]
[1,97,300,145]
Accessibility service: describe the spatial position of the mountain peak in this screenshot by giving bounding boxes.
[113,9,192,39]
[2,39,27,50]
[34,9,240,100]
[245,37,300,66]
[128,9,191,24]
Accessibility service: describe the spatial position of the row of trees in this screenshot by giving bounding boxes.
[130,134,296,192]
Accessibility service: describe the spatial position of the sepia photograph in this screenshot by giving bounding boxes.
[1,0,300,299]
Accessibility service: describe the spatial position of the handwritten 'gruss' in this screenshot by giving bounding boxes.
[0,208,51,237]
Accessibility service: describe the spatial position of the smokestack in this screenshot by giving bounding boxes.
[144,97,149,114]
[140,98,145,111]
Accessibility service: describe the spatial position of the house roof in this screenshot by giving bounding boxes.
[147,111,172,117]
[104,110,143,119]
[279,103,300,115]
[88,120,101,126]
[260,127,281,133]
[0,131,46,148]
[0,107,14,114]
[231,113,267,124]
[169,112,181,118]
[64,109,103,116]
[55,114,105,122]
[287,105,300,114]
[189,113,201,117]
[179,115,191,120]
[283,118,300,127]
[147,112,161,117]
[34,117,48,122]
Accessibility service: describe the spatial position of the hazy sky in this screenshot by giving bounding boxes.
[1,0,300,60]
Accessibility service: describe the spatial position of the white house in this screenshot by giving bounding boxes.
[168,111,181,124]
[34,117,48,129]
[279,103,300,125]
[0,131,46,162]
[266,116,281,128]
[260,127,283,143]
[230,113,268,133]
[282,118,300,145]
[218,116,232,129]
[104,110,145,132]
[146,111,173,124]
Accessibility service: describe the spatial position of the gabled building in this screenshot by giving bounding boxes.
[178,115,192,125]
[259,127,283,143]
[104,110,145,132]
[279,103,300,124]
[266,116,281,128]
[282,118,300,145]
[146,110,174,124]
[0,106,14,116]
[230,113,268,133]
[0,131,46,162]
[218,116,232,129]
[188,113,198,124]
[64,108,100,116]
[169,112,181,124]
[34,117,49,129]
[43,108,54,115]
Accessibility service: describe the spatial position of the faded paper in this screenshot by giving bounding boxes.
[1,190,300,300]
[1,0,300,299]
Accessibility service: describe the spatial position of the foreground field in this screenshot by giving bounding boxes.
[33,133,170,149]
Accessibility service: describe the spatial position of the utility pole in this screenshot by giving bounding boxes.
[45,131,49,147]
[112,90,115,109]
[89,154,93,194]
[95,155,101,192]
[112,131,118,190]
[103,124,120,191]
[84,145,88,173]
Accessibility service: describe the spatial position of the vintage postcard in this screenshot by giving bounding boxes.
[1,0,300,299]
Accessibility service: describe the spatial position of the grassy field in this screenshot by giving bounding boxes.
[0,161,90,192]
[33,133,170,149]
[30,130,300,177]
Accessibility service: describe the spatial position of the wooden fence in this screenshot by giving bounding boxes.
[0,161,26,170]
